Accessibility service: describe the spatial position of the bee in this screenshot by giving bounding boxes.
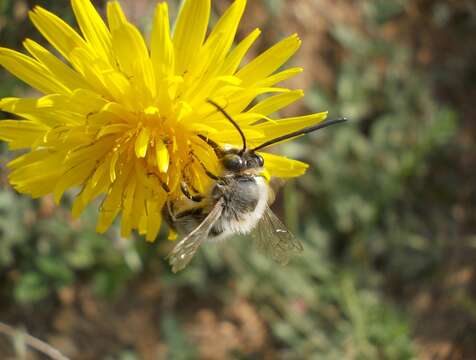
[164,100,346,272]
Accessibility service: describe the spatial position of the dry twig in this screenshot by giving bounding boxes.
[0,321,70,360]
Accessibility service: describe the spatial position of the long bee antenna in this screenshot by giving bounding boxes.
[207,99,247,154]
[252,118,348,151]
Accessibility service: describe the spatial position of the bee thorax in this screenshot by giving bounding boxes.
[208,176,268,242]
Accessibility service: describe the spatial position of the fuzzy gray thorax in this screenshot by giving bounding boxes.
[208,174,268,242]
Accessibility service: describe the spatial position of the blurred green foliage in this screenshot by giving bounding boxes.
[0,0,472,359]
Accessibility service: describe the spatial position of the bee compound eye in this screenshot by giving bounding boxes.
[222,154,243,170]
[256,154,264,167]
[247,153,264,168]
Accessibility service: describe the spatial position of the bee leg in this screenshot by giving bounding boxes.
[166,200,178,222]
[147,172,170,193]
[174,207,204,220]
[180,181,203,202]
[204,169,220,181]
[191,153,221,181]
[197,134,224,158]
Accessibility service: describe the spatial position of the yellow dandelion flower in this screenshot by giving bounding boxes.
[0,0,328,241]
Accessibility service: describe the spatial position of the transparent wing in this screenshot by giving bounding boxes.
[166,198,224,273]
[267,177,287,205]
[253,207,303,265]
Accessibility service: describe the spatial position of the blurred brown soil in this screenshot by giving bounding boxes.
[1,278,275,360]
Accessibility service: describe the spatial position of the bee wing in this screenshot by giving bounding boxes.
[253,207,304,265]
[267,177,287,205]
[166,198,224,273]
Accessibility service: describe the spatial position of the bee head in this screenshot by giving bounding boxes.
[221,150,264,171]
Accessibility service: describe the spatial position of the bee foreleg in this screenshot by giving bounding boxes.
[197,134,225,158]
[180,181,204,202]
[147,172,170,193]
[191,153,221,181]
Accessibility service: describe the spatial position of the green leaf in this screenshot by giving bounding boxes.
[14,272,49,304]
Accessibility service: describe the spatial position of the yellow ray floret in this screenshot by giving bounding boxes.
[0,0,327,241]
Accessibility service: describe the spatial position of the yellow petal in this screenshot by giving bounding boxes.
[72,192,88,218]
[0,97,81,126]
[234,112,274,126]
[236,34,301,85]
[135,127,150,158]
[221,28,261,75]
[69,47,113,99]
[202,105,272,128]
[168,228,178,241]
[71,0,114,65]
[204,0,246,70]
[189,162,206,194]
[146,198,164,242]
[139,212,148,236]
[248,90,304,116]
[12,172,62,198]
[8,150,65,197]
[72,159,111,217]
[54,160,97,204]
[207,86,290,120]
[106,1,127,31]
[0,120,47,149]
[256,112,328,141]
[210,128,265,148]
[109,150,120,183]
[120,176,136,237]
[90,158,111,192]
[0,92,106,127]
[7,148,53,169]
[156,140,170,173]
[111,22,156,102]
[29,6,88,61]
[100,102,135,122]
[131,173,146,232]
[151,2,174,77]
[185,31,225,83]
[69,89,108,114]
[100,70,135,109]
[97,161,133,233]
[191,139,219,176]
[261,152,309,178]
[97,123,130,139]
[256,67,303,88]
[97,197,121,233]
[0,48,70,94]
[186,75,242,108]
[173,0,210,75]
[23,39,90,91]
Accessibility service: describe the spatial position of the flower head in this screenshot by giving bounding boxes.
[0,0,327,240]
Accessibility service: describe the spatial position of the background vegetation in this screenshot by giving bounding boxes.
[1,0,475,359]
